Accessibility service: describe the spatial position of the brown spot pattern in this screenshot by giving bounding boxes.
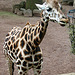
[20,39,25,48]
[14,40,19,49]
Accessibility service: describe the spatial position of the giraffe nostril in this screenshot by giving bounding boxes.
[62,16,65,18]
[49,14,50,16]
[62,16,66,19]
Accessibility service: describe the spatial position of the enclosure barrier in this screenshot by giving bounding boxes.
[58,73,75,75]
[67,9,75,54]
[58,9,75,75]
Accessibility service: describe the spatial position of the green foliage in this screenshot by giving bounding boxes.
[0,11,16,16]
[0,11,27,19]
[19,1,26,8]
[26,0,43,11]
[69,24,75,54]
[13,1,26,12]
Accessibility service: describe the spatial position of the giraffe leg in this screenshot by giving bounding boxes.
[23,72,28,75]
[18,70,28,75]
[8,58,14,75]
[18,72,28,75]
[17,65,28,75]
[33,65,42,75]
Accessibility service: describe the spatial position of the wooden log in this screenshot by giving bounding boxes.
[58,73,75,75]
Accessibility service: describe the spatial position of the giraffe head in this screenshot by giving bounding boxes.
[35,1,68,26]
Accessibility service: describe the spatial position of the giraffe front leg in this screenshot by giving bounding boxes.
[17,65,28,75]
[33,65,42,75]
[8,58,14,75]
[17,68,28,75]
[18,71,28,75]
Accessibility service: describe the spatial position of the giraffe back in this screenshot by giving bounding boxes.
[3,26,22,62]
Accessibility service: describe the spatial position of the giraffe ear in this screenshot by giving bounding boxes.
[35,2,46,10]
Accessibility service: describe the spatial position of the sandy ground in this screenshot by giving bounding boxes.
[0,5,75,75]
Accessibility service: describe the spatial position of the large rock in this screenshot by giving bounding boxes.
[33,9,41,16]
[23,9,32,17]
[0,0,26,12]
[14,8,22,15]
[62,0,73,5]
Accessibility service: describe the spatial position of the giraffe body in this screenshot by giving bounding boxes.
[3,1,68,75]
[3,20,48,75]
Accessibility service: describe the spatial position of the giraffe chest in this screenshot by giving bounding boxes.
[17,46,42,63]
[4,36,43,63]
[23,49,42,63]
[16,47,43,70]
[3,24,44,69]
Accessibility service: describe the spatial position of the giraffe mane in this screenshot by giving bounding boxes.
[26,22,31,25]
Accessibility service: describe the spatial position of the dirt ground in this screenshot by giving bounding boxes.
[0,5,75,75]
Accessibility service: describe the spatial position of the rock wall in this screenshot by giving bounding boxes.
[0,0,45,12]
[0,0,26,12]
[73,0,75,8]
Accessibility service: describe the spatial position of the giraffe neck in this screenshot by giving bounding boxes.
[20,16,49,51]
[31,16,49,47]
[39,16,49,39]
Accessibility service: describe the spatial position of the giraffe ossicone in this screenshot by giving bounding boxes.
[3,1,68,75]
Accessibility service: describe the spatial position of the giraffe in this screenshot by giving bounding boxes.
[3,1,68,75]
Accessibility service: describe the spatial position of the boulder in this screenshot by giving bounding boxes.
[14,8,22,15]
[23,9,32,17]
[33,9,41,16]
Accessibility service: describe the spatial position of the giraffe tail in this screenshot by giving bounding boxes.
[3,42,8,57]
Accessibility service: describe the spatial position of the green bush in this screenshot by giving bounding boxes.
[19,1,26,8]
[69,24,75,55]
[13,1,26,13]
[26,0,43,11]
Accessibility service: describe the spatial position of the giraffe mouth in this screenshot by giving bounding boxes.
[59,21,67,26]
[59,18,69,26]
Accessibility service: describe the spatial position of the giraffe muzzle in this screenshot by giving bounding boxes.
[59,18,69,26]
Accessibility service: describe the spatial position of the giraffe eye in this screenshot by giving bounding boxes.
[60,6,62,10]
[47,8,52,11]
